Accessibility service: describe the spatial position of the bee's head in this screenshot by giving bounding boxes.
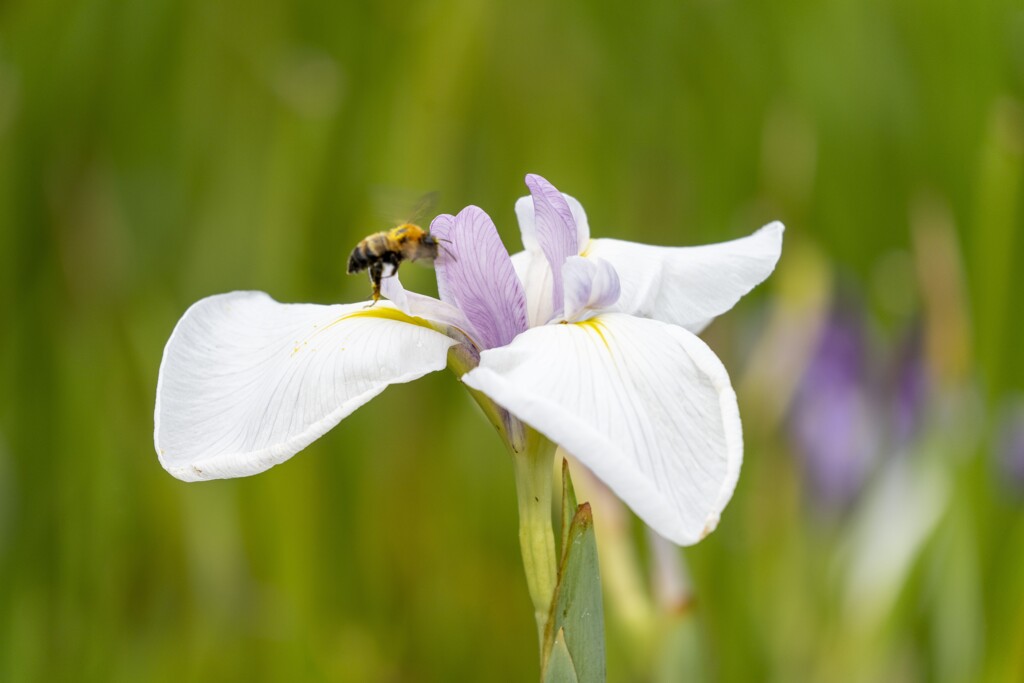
[407,231,441,263]
[428,234,458,262]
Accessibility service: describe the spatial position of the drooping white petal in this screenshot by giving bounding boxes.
[562,256,621,322]
[585,222,784,333]
[461,313,742,545]
[155,291,456,481]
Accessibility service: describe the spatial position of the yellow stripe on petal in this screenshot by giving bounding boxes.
[345,305,437,331]
[574,318,611,352]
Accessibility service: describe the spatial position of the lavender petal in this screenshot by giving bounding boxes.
[525,174,580,317]
[514,192,591,253]
[430,206,529,350]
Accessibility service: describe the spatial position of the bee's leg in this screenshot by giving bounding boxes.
[367,262,384,307]
[380,261,401,281]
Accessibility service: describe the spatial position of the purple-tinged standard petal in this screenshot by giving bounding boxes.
[515,192,591,253]
[562,256,621,322]
[525,174,580,317]
[429,214,459,304]
[430,206,528,350]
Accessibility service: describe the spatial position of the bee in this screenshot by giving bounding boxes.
[347,222,442,305]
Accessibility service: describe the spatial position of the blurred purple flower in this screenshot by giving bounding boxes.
[890,324,929,448]
[997,401,1024,491]
[790,306,878,506]
[789,296,940,508]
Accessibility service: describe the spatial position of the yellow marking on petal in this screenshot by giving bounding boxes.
[578,239,594,257]
[344,305,437,332]
[288,304,449,360]
[574,317,611,351]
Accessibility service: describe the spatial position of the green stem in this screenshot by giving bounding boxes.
[446,348,558,650]
[509,426,559,646]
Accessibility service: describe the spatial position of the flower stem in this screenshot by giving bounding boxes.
[509,425,559,646]
[449,348,559,651]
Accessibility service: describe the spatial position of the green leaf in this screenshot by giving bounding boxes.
[560,458,578,555]
[541,461,606,683]
[542,629,580,683]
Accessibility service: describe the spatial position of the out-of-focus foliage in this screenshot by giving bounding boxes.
[0,0,1021,680]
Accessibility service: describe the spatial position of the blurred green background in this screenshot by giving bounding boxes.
[1,0,1023,680]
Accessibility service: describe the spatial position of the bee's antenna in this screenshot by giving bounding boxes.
[436,237,457,262]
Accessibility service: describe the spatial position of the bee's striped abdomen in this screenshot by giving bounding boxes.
[347,233,388,274]
[347,245,370,274]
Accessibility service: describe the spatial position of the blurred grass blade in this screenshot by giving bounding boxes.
[542,630,580,683]
[971,99,1022,397]
[541,461,606,683]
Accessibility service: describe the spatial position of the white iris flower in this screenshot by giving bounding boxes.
[155,174,783,546]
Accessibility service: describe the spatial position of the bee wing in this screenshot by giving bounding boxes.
[370,186,439,226]
[406,190,439,225]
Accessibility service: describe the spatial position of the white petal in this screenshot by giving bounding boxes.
[586,222,784,332]
[514,192,591,253]
[510,249,555,327]
[567,196,591,245]
[155,291,456,481]
[381,275,480,342]
[462,313,742,545]
[509,249,533,287]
